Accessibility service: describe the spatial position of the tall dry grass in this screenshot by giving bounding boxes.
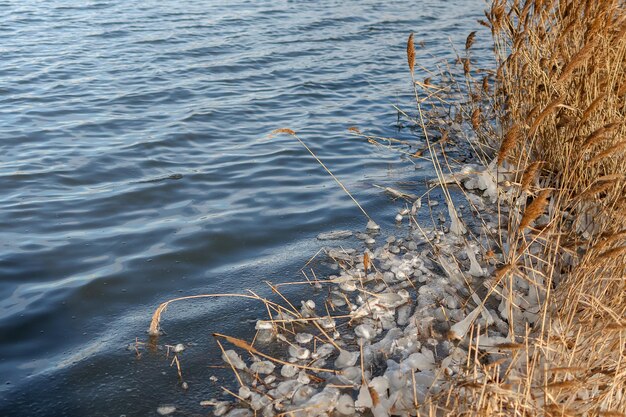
[435,0,626,415]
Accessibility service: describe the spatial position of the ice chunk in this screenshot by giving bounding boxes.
[249,360,275,375]
[301,387,340,415]
[447,200,466,236]
[281,364,298,378]
[366,219,380,231]
[466,244,484,277]
[403,351,435,371]
[355,383,373,409]
[238,386,251,399]
[355,324,376,340]
[317,230,353,240]
[312,343,335,359]
[249,394,271,411]
[157,405,176,415]
[222,350,246,370]
[288,345,311,360]
[300,300,316,318]
[255,320,273,330]
[225,409,253,417]
[295,333,313,344]
[212,401,230,416]
[334,349,359,369]
[297,370,311,384]
[448,305,483,341]
[292,385,316,405]
[337,394,356,415]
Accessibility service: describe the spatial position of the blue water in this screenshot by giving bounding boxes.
[0,0,488,415]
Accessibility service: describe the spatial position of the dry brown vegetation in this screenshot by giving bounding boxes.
[434,0,626,415]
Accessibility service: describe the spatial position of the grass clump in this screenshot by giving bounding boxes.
[432,0,626,415]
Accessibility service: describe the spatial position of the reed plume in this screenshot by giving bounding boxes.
[407,33,415,75]
[518,189,551,230]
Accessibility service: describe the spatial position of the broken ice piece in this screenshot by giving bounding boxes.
[355,324,376,340]
[295,333,313,344]
[281,364,298,378]
[173,343,185,353]
[395,213,403,222]
[238,386,252,399]
[300,300,316,317]
[249,360,275,375]
[317,230,353,240]
[337,394,356,415]
[221,350,246,370]
[255,320,273,330]
[334,349,359,368]
[288,345,311,360]
[355,383,373,409]
[366,219,380,231]
[411,198,422,215]
[157,405,176,416]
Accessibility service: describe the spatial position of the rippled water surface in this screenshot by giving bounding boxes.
[0,0,487,415]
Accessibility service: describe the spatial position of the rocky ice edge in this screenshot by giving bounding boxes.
[197,160,542,417]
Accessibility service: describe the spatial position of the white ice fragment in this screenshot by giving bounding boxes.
[395,213,403,222]
[370,376,389,394]
[312,343,335,359]
[448,305,483,341]
[249,394,271,411]
[173,343,185,353]
[355,383,373,409]
[281,364,298,378]
[374,291,408,309]
[340,280,357,292]
[303,388,341,414]
[225,409,253,417]
[317,230,353,240]
[276,379,301,398]
[366,220,380,231]
[292,385,316,405]
[475,335,511,352]
[355,324,376,340]
[403,351,435,371]
[295,333,313,344]
[249,360,275,375]
[319,317,336,329]
[447,200,466,236]
[255,320,273,330]
[337,394,356,415]
[341,366,362,383]
[288,345,310,360]
[411,198,422,215]
[222,350,246,370]
[334,349,359,369]
[466,244,484,277]
[238,386,251,399]
[157,405,176,415]
[300,300,316,317]
[297,370,311,384]
[213,401,230,416]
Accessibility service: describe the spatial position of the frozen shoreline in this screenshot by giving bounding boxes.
[153,147,538,417]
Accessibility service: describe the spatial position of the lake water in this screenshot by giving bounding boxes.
[0,0,487,415]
